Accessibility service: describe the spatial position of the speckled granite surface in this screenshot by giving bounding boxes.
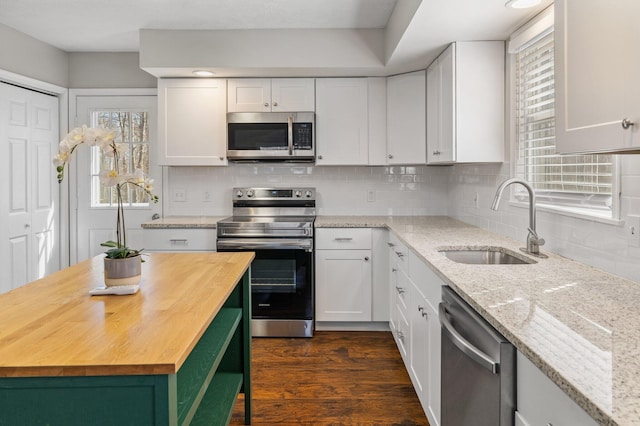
[318,215,640,426]
[141,216,228,229]
[145,214,639,424]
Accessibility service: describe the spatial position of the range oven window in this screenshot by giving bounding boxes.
[251,259,297,293]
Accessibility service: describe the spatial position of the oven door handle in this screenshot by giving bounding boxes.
[217,238,313,252]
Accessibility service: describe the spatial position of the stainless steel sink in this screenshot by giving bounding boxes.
[439,248,536,265]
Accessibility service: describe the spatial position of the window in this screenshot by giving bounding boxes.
[511,12,615,218]
[90,110,151,208]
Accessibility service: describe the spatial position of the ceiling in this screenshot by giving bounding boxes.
[0,0,552,74]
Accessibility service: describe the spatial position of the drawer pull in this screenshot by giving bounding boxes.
[395,286,405,294]
[387,242,395,247]
[170,239,188,244]
[334,237,353,241]
[395,251,405,258]
[397,331,405,339]
[391,267,397,272]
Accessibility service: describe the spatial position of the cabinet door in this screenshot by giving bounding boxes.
[227,79,271,112]
[425,302,441,426]
[271,78,315,112]
[387,71,427,164]
[556,0,640,153]
[315,78,369,165]
[409,281,429,401]
[315,249,372,322]
[158,79,227,166]
[427,44,455,164]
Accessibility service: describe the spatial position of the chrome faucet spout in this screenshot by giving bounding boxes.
[491,178,547,258]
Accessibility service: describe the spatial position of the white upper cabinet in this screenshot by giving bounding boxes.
[426,42,504,164]
[315,78,369,165]
[387,71,427,165]
[227,78,315,112]
[158,78,227,166]
[555,0,640,154]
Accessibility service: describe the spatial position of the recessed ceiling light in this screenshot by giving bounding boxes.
[505,0,542,9]
[192,70,215,77]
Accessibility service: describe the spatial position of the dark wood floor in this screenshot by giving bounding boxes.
[230,331,429,426]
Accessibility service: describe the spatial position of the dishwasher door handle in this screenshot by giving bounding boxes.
[439,303,499,374]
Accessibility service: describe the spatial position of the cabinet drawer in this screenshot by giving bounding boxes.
[143,229,216,251]
[388,232,409,271]
[409,251,442,310]
[315,228,372,250]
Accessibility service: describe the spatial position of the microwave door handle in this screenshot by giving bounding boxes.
[287,115,293,156]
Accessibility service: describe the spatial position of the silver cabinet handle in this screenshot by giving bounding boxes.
[419,305,428,318]
[334,237,353,241]
[397,331,405,340]
[433,150,441,155]
[395,251,405,258]
[439,302,499,374]
[395,286,405,294]
[387,242,395,247]
[170,239,188,244]
[622,118,634,129]
[391,267,397,272]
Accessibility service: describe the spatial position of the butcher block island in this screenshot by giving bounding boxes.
[0,252,254,426]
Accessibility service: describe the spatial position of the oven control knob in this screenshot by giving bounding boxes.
[246,190,255,198]
[235,190,244,198]
[294,190,302,198]
[305,190,313,198]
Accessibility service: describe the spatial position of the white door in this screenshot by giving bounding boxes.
[73,95,161,262]
[0,82,60,293]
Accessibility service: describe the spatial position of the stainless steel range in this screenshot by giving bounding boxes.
[216,187,316,337]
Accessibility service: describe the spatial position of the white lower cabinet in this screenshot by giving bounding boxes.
[388,232,442,426]
[315,228,372,322]
[142,228,217,251]
[516,351,598,426]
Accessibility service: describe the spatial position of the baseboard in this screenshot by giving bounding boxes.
[315,321,390,332]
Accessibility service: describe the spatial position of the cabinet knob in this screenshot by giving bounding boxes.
[364,256,370,261]
[317,155,323,160]
[433,150,441,155]
[388,154,394,159]
[264,102,269,107]
[391,267,397,272]
[273,101,278,107]
[622,118,635,129]
[397,331,405,339]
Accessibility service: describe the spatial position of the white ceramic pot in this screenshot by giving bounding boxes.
[104,256,142,287]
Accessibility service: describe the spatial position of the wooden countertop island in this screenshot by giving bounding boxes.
[0,252,254,426]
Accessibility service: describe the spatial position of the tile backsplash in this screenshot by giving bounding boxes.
[165,164,449,217]
[165,158,640,283]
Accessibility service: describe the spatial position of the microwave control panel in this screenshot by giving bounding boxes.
[293,123,313,149]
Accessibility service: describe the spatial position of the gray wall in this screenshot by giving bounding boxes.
[68,52,157,88]
[0,23,69,87]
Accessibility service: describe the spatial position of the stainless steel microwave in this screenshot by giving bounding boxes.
[227,112,315,162]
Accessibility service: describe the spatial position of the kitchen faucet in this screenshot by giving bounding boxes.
[491,178,547,258]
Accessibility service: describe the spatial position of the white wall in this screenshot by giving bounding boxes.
[446,159,640,283]
[164,164,449,217]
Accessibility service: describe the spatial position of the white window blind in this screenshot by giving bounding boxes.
[514,31,614,213]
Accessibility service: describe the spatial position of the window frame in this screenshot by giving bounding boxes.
[506,6,621,223]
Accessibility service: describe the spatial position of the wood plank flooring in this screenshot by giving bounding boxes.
[230,331,429,425]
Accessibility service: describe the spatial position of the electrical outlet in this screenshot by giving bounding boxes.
[367,190,376,202]
[173,190,186,202]
[627,215,640,248]
[202,191,212,202]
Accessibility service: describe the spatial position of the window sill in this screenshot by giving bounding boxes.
[507,201,623,226]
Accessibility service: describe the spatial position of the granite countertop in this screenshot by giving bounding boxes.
[141,216,228,229]
[318,215,640,426]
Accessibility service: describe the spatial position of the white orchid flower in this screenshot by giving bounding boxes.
[99,169,124,187]
[52,151,70,167]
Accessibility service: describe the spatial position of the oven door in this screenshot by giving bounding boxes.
[217,238,313,321]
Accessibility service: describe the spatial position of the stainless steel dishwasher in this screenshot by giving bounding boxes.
[439,286,515,425]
